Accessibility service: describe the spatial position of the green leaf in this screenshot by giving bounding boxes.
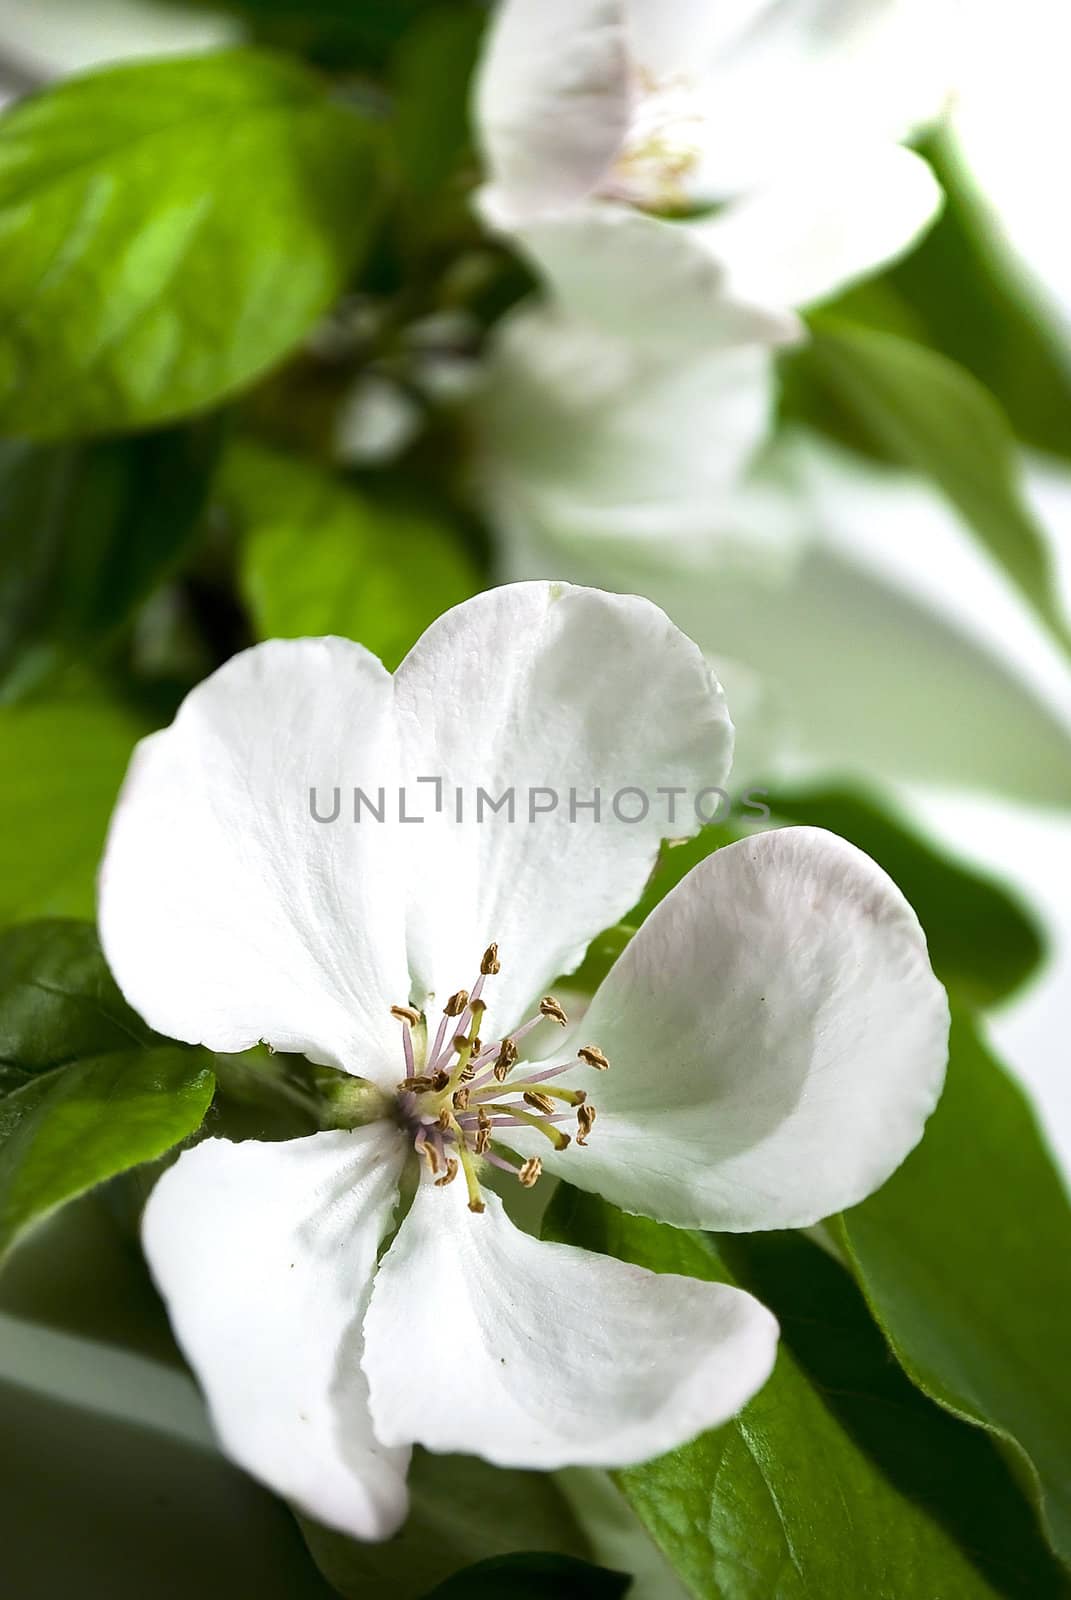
[885,131,1071,464]
[0,695,142,923]
[766,787,1044,1007]
[392,5,485,211]
[0,1046,213,1260]
[226,441,479,669]
[796,319,1070,654]
[0,920,155,1097]
[545,1187,1067,1600]
[0,423,220,694]
[300,1448,592,1600]
[423,1553,631,1599]
[0,50,381,437]
[838,1013,1071,1570]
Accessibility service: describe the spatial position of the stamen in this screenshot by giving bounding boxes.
[523,1090,556,1115]
[480,943,501,975]
[395,945,597,1203]
[479,1104,573,1150]
[493,1039,518,1081]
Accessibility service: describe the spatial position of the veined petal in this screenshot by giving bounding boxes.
[393,582,733,1032]
[692,146,942,313]
[99,637,409,1082]
[473,0,631,225]
[539,827,949,1232]
[362,1179,777,1469]
[508,203,802,348]
[142,1126,410,1541]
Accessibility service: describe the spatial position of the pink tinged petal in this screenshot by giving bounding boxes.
[362,1180,778,1469]
[392,581,734,1031]
[540,827,949,1232]
[142,1126,411,1541]
[98,637,410,1085]
[473,0,632,226]
[691,146,943,314]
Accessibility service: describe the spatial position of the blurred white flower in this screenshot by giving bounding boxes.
[98,582,947,1539]
[472,0,953,345]
[476,309,1071,806]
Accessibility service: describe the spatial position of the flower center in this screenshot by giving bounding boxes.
[603,66,706,211]
[391,943,607,1213]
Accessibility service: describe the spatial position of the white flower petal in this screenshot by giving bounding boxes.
[99,637,410,1082]
[142,1125,410,1541]
[363,1179,777,1469]
[630,0,953,198]
[541,827,949,1231]
[692,146,943,312]
[478,300,775,549]
[508,204,801,347]
[393,581,733,1032]
[473,0,631,225]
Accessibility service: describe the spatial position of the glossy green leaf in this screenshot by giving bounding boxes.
[424,1552,631,1599]
[0,423,220,694]
[301,1448,592,1600]
[838,1014,1071,1570]
[797,319,1070,653]
[0,1046,213,1259]
[227,441,479,668]
[767,787,1044,1006]
[0,695,141,923]
[545,1187,1067,1600]
[0,920,155,1097]
[0,51,381,436]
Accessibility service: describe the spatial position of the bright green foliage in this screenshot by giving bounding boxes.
[228,440,479,669]
[0,1046,214,1260]
[840,1014,1071,1570]
[0,696,143,923]
[0,51,381,436]
[545,1186,1068,1600]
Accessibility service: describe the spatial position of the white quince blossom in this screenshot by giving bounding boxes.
[98,582,948,1541]
[473,0,954,344]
